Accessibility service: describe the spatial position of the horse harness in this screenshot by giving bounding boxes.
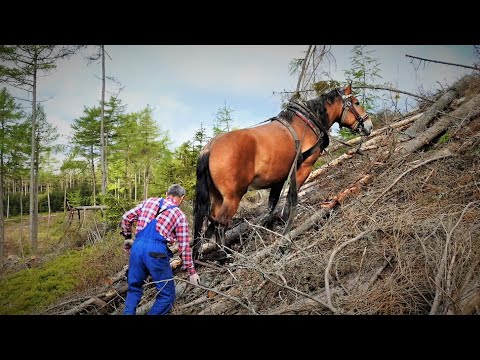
[270,101,328,170]
[272,91,370,169]
[337,90,370,133]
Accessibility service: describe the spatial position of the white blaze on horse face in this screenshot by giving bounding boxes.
[362,118,373,135]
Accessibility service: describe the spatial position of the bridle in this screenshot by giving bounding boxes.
[337,90,369,132]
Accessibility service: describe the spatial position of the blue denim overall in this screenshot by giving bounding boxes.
[124,199,177,315]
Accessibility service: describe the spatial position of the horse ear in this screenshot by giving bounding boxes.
[344,83,352,95]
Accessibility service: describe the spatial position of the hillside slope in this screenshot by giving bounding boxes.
[46,74,480,315]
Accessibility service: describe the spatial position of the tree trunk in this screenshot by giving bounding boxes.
[398,94,480,154]
[29,55,38,254]
[295,45,313,96]
[90,154,96,205]
[134,173,137,202]
[63,179,67,213]
[19,190,24,258]
[0,145,4,267]
[143,168,147,200]
[47,184,51,242]
[403,75,473,138]
[100,45,107,197]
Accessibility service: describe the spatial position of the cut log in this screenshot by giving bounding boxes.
[62,297,108,315]
[403,75,473,138]
[326,111,423,154]
[398,94,480,154]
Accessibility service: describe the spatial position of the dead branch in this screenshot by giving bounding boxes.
[430,201,478,315]
[406,54,480,72]
[325,112,423,155]
[62,297,108,315]
[276,85,433,102]
[175,276,257,314]
[355,85,434,103]
[369,149,454,208]
[325,231,371,312]
[136,299,155,315]
[263,273,337,313]
[365,255,394,290]
[106,265,128,284]
[321,174,374,208]
[448,274,480,315]
[295,45,313,96]
[39,295,93,314]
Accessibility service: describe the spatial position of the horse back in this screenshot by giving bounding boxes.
[208,123,298,190]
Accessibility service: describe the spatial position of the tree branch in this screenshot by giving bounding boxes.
[354,85,435,103]
[325,230,371,313]
[406,54,480,72]
[369,149,453,209]
[274,85,434,103]
[430,201,479,315]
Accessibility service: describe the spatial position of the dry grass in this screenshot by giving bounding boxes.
[22,76,480,315]
[166,113,480,315]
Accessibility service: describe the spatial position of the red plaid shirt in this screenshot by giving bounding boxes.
[121,196,196,275]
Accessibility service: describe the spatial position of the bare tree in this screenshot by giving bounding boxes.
[288,45,336,101]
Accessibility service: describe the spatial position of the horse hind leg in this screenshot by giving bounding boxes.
[212,195,241,261]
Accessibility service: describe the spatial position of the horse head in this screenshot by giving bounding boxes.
[333,84,372,136]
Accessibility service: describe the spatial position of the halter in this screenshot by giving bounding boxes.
[337,90,370,132]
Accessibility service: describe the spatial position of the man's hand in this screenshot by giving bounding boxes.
[120,231,132,240]
[189,273,200,286]
[123,239,134,254]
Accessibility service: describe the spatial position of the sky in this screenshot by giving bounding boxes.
[7,45,477,153]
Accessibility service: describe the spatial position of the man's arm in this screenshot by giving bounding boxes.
[121,202,143,237]
[175,213,196,275]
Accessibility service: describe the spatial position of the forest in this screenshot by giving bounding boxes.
[1,45,479,315]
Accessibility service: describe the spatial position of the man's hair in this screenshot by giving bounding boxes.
[167,184,186,197]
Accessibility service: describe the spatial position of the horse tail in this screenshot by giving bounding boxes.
[193,150,212,259]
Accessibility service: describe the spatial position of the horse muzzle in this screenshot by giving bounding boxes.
[360,119,373,136]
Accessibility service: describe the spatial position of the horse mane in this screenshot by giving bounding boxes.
[278,87,340,130]
[277,87,341,150]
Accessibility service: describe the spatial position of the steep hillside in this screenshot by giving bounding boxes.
[44,74,480,315]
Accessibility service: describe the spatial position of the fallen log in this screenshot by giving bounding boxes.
[403,75,473,138]
[326,111,423,155]
[398,94,480,154]
[62,297,108,315]
[268,256,392,315]
[369,149,454,208]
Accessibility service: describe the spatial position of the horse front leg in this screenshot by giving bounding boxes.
[260,182,284,228]
[282,185,297,234]
[282,164,313,234]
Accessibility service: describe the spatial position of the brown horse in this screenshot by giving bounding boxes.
[192,84,372,259]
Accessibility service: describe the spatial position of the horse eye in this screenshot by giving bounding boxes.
[354,101,360,106]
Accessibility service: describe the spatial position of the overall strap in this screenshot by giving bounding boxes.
[155,198,178,219]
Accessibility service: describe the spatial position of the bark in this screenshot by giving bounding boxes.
[100,45,107,196]
[62,297,108,315]
[398,94,480,154]
[403,75,474,138]
[29,55,38,254]
[326,111,423,154]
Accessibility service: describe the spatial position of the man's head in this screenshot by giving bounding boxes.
[166,184,186,204]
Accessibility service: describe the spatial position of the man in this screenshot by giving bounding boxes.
[120,184,200,315]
